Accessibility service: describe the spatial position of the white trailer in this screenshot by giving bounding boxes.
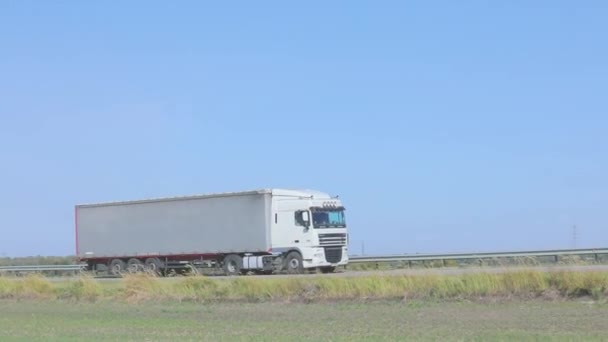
[76,189,349,275]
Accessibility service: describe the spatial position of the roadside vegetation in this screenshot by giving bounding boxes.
[0,256,76,267]
[1,270,607,303]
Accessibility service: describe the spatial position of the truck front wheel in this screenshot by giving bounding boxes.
[222,254,242,276]
[284,252,304,274]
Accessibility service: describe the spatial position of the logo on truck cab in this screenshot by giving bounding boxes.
[322,201,339,208]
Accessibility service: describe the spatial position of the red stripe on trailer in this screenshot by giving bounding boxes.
[80,252,272,264]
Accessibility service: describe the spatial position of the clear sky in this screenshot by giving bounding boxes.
[1,1,607,257]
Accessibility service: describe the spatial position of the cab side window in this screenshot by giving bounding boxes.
[294,211,305,226]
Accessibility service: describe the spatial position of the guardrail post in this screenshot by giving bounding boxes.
[478,259,483,267]
[554,255,559,263]
[408,260,412,268]
[442,259,446,267]
[595,254,599,263]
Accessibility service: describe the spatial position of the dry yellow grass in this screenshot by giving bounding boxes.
[1,270,607,303]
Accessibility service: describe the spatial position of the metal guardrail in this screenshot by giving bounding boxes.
[0,265,86,273]
[1,248,607,274]
[349,248,608,264]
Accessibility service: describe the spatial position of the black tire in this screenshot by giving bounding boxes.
[222,254,242,276]
[284,252,304,274]
[109,259,126,276]
[127,258,144,274]
[320,266,336,274]
[144,258,164,275]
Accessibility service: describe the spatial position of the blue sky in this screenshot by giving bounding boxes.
[1,1,607,256]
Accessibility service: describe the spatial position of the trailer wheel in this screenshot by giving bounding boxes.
[127,258,144,274]
[144,258,164,275]
[109,259,126,276]
[284,252,304,274]
[222,254,242,276]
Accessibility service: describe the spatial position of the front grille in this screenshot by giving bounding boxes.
[324,247,343,263]
[318,233,347,246]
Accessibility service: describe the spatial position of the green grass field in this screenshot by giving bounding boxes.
[1,300,607,341]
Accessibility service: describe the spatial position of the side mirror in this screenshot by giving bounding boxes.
[301,211,310,227]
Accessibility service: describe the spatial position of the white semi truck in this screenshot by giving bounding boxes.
[75,189,349,275]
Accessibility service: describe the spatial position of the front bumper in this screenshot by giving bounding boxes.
[303,246,349,268]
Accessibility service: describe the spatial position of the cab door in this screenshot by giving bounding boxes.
[274,207,312,249]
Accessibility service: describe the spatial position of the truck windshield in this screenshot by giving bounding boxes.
[312,210,346,228]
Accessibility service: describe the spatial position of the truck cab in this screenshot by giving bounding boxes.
[271,189,349,273]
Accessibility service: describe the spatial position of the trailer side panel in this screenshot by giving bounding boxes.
[76,193,271,258]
